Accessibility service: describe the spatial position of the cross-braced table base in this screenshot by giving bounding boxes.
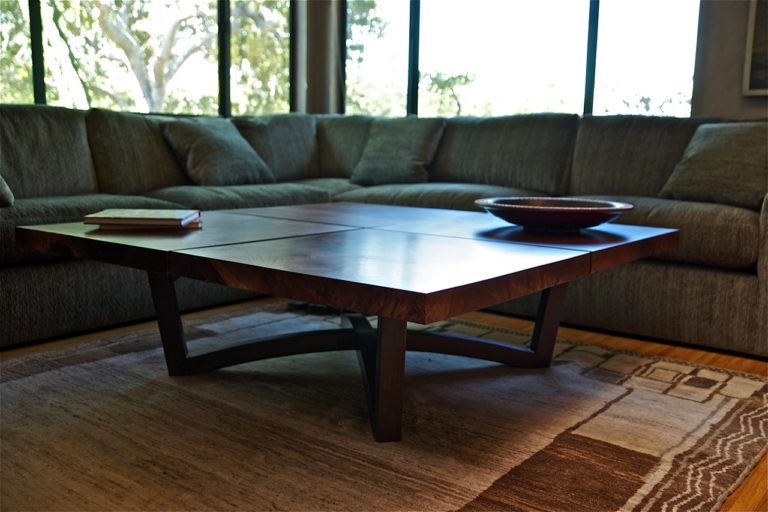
[148,272,568,442]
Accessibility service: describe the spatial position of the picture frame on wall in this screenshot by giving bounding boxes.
[743,0,768,95]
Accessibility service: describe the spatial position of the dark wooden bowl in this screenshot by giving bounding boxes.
[474,197,634,232]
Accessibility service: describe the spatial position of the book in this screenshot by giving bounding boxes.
[83,209,201,228]
[96,219,203,231]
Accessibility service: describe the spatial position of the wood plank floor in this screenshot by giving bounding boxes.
[3,297,766,511]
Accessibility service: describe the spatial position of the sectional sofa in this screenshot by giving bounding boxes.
[1,105,766,357]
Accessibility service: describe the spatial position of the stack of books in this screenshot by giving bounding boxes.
[83,209,202,230]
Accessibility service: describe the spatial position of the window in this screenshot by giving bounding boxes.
[0,0,34,103]
[345,0,409,116]
[418,0,589,116]
[41,0,219,114]
[230,0,290,115]
[592,0,700,116]
[2,0,291,115]
[345,0,701,118]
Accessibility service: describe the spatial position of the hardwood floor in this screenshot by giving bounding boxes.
[3,297,766,511]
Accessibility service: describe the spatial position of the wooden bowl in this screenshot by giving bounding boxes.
[474,197,634,232]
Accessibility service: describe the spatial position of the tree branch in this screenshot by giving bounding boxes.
[153,14,194,92]
[89,83,131,110]
[153,9,218,109]
[94,0,154,109]
[50,2,91,105]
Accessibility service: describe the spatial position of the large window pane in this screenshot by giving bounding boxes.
[593,0,700,116]
[42,0,218,114]
[0,0,34,103]
[346,0,408,116]
[230,0,290,115]
[419,0,589,116]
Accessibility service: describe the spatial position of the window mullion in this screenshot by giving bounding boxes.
[218,0,231,117]
[29,0,46,104]
[406,0,420,116]
[583,0,600,115]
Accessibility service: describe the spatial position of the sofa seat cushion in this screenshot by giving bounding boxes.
[145,183,332,211]
[87,109,190,195]
[1,105,96,199]
[233,114,320,181]
[334,183,548,211]
[581,195,759,270]
[0,194,184,264]
[289,178,362,196]
[430,114,579,195]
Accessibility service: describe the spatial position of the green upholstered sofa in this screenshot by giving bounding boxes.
[1,105,765,357]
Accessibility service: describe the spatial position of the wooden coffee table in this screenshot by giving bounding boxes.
[18,203,677,441]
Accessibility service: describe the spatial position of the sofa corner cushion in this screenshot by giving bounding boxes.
[86,108,190,195]
[316,115,374,178]
[233,114,319,181]
[1,104,96,198]
[0,174,14,207]
[350,117,446,186]
[430,114,579,194]
[569,115,719,197]
[658,122,768,211]
[161,118,275,186]
[334,182,548,211]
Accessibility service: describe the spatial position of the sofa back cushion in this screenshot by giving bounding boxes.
[568,115,716,197]
[162,118,275,186]
[316,115,374,178]
[658,122,768,211]
[86,108,189,194]
[233,114,319,181]
[429,114,579,195]
[0,174,13,207]
[350,117,446,186]
[0,105,96,198]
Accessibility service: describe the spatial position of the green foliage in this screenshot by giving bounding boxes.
[423,72,474,115]
[2,0,387,115]
[0,0,34,103]
[230,0,290,115]
[1,0,294,114]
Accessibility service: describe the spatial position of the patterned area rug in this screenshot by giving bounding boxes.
[2,301,766,511]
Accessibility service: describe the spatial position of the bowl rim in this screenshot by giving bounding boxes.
[474,196,634,212]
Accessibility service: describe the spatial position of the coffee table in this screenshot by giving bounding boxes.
[17,203,677,441]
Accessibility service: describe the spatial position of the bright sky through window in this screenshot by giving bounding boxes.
[347,0,700,117]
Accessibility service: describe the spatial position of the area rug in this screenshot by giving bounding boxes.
[1,301,766,511]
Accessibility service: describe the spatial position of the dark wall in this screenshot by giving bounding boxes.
[692,0,768,119]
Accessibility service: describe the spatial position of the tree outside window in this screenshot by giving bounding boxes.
[0,0,34,104]
[0,0,290,114]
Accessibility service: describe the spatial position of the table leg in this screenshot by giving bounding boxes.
[147,272,189,375]
[146,271,360,376]
[146,271,566,442]
[405,282,569,367]
[529,282,569,366]
[356,317,407,442]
